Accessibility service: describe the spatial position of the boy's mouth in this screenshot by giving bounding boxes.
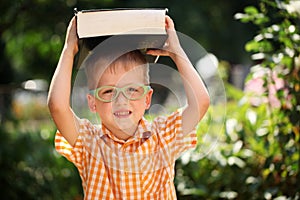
[113,110,132,118]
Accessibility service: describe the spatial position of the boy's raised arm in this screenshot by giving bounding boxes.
[47,17,79,146]
[147,16,210,135]
[170,47,210,135]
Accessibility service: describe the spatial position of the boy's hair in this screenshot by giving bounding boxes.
[84,50,150,89]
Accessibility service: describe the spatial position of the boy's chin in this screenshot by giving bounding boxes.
[115,121,138,136]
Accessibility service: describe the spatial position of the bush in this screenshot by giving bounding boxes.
[0,123,82,200]
[176,0,300,199]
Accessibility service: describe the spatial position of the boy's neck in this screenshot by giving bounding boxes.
[104,124,138,142]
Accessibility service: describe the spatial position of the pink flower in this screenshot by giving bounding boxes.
[244,66,291,109]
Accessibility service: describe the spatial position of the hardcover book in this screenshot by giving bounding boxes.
[75,8,168,67]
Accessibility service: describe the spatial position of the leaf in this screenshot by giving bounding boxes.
[228,156,246,168]
[245,40,261,52]
[244,6,259,15]
[254,14,269,25]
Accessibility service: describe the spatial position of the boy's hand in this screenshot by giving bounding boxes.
[64,16,79,57]
[146,16,184,59]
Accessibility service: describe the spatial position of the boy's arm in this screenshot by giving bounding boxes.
[170,49,210,135]
[47,17,79,146]
[147,16,210,135]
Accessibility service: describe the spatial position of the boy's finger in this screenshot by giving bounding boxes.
[165,15,175,29]
[146,49,166,56]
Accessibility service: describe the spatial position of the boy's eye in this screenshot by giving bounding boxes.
[127,87,139,92]
[100,88,115,95]
[104,89,113,93]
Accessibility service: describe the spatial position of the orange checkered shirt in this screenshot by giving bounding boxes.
[55,110,197,199]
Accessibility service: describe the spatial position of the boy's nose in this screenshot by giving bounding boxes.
[114,91,128,103]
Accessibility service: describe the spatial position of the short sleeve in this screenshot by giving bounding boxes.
[153,109,197,160]
[54,119,94,173]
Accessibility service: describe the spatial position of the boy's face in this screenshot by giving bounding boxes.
[87,62,153,140]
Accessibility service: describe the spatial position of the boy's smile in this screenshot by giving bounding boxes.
[113,110,132,118]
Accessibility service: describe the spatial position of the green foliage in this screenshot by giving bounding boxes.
[0,123,82,199]
[238,0,300,178]
[176,89,299,199]
[176,0,300,199]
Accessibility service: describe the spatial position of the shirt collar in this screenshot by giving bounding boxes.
[100,117,153,144]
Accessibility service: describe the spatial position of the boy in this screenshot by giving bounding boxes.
[48,15,209,199]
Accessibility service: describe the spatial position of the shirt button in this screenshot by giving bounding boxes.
[142,131,152,138]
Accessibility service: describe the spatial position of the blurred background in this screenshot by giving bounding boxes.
[0,0,299,199]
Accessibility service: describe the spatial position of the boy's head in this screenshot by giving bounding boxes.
[85,50,150,90]
[84,50,153,140]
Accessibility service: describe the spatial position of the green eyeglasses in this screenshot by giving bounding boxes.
[90,84,151,102]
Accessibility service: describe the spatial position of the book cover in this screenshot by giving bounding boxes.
[74,8,168,68]
[76,8,167,38]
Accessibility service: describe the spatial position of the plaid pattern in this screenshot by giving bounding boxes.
[55,110,197,199]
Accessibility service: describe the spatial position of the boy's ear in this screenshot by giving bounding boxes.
[145,89,153,109]
[87,94,97,113]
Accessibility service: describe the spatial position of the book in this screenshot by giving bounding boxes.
[75,8,168,67]
[76,8,168,38]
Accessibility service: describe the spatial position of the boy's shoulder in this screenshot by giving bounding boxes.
[77,118,103,137]
[142,109,183,133]
[150,108,183,123]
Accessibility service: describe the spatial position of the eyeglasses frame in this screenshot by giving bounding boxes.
[89,84,152,103]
